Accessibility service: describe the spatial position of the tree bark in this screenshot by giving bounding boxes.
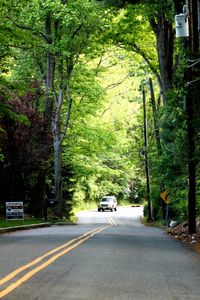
[187,0,199,234]
[30,171,46,218]
[52,87,64,217]
[186,82,196,234]
[148,77,162,156]
[44,13,55,125]
[198,0,200,42]
[150,16,174,105]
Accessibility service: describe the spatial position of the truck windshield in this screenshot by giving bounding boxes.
[101,198,112,202]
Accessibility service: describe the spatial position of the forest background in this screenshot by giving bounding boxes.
[0,0,200,233]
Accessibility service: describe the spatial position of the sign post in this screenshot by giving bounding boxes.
[160,191,170,221]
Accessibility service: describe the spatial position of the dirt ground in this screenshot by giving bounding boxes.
[166,219,200,254]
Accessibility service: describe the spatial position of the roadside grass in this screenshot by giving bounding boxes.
[73,201,97,214]
[0,218,49,228]
[0,216,75,228]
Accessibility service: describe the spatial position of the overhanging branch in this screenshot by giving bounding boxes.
[5,16,49,43]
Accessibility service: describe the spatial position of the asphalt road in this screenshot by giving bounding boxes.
[0,206,200,300]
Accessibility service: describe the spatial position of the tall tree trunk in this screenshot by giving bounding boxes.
[198,0,200,42]
[187,0,199,234]
[42,13,73,218]
[44,13,55,126]
[150,16,174,105]
[54,137,63,217]
[30,171,46,218]
[148,77,162,155]
[186,82,196,234]
[43,13,58,216]
[52,87,64,218]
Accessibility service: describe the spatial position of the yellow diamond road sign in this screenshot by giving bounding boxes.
[160,191,170,205]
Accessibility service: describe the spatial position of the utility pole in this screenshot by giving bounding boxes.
[175,1,199,234]
[142,87,153,221]
[186,57,196,234]
[187,0,199,234]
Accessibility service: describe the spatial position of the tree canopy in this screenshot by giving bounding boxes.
[0,0,200,232]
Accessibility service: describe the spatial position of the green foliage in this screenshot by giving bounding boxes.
[1,0,199,224]
[142,0,175,20]
[0,84,52,208]
[60,47,145,211]
[0,218,49,229]
[102,3,158,72]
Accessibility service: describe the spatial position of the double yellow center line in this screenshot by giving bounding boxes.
[108,216,117,226]
[0,226,107,299]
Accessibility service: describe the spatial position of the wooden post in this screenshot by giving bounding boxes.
[142,87,153,221]
[187,0,199,234]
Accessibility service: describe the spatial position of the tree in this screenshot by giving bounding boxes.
[2,0,105,217]
[0,83,52,216]
[58,47,146,213]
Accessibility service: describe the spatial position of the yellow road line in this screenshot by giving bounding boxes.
[108,216,117,226]
[108,216,113,226]
[0,226,107,298]
[0,226,101,287]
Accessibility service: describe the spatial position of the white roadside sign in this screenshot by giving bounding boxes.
[6,202,24,220]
